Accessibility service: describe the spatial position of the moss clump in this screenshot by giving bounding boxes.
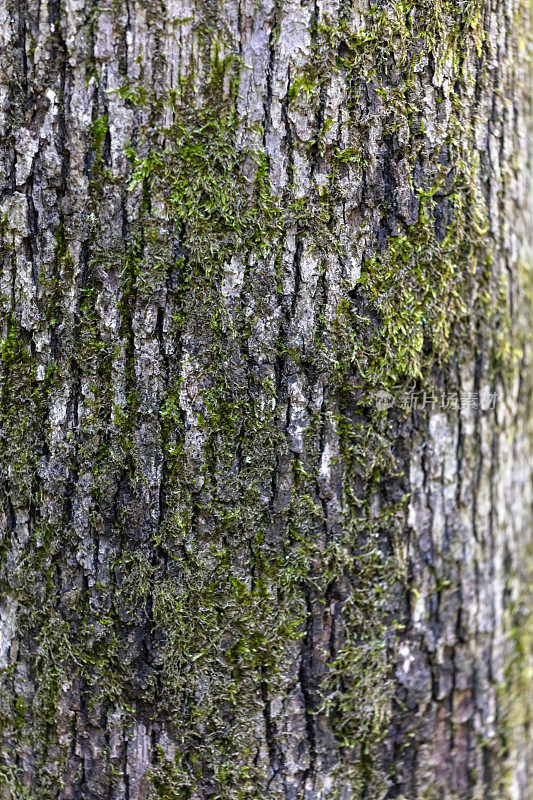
[0,321,41,506]
[339,168,491,392]
[126,107,282,286]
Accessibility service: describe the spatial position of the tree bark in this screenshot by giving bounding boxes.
[0,0,532,798]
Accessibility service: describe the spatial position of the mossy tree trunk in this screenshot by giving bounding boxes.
[0,0,532,798]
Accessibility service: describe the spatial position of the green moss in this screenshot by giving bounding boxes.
[89,113,109,157]
[341,179,489,391]
[0,321,41,504]
[287,71,318,104]
[126,111,282,283]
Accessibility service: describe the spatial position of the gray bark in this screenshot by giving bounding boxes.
[0,1,531,799]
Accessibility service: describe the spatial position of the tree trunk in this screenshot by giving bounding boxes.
[0,0,531,798]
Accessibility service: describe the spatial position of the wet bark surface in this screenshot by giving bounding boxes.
[0,0,531,799]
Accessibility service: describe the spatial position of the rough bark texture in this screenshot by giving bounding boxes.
[0,0,532,799]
